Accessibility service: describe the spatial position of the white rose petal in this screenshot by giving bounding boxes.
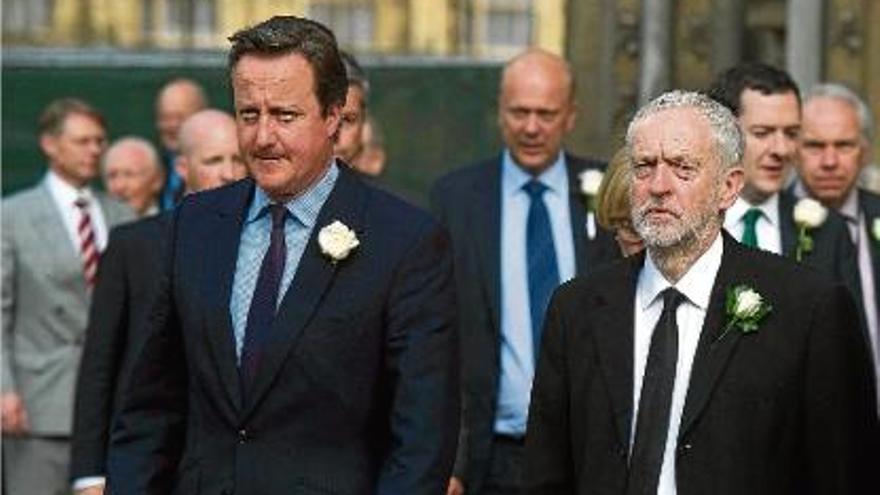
[735,289,762,318]
[872,218,880,242]
[579,169,604,196]
[793,198,827,228]
[318,220,360,262]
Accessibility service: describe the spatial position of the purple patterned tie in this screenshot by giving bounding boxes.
[240,204,287,398]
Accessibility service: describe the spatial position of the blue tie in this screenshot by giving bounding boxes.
[524,180,560,361]
[240,204,287,398]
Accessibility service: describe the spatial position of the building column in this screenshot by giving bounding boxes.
[638,0,673,104]
[785,0,823,92]
[710,0,744,75]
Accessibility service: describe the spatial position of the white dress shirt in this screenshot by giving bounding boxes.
[45,170,110,254]
[633,233,724,495]
[724,195,781,254]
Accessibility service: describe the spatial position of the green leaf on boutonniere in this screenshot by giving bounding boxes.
[717,284,772,344]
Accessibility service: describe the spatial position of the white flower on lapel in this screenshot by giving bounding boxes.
[715,284,772,344]
[872,218,880,243]
[318,220,359,263]
[793,197,827,228]
[792,198,827,262]
[578,169,604,197]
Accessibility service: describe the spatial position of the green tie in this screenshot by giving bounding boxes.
[741,208,762,248]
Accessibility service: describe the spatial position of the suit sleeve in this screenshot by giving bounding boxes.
[427,182,470,480]
[107,214,187,495]
[71,227,130,479]
[376,218,460,495]
[803,283,879,493]
[524,293,574,495]
[1,207,17,394]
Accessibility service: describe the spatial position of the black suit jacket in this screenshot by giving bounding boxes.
[525,233,879,495]
[71,213,169,480]
[777,190,859,291]
[107,169,459,495]
[858,189,880,330]
[429,154,619,492]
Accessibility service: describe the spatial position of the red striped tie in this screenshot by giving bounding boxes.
[74,197,99,288]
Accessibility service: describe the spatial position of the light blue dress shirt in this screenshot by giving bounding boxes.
[229,163,339,362]
[495,150,576,436]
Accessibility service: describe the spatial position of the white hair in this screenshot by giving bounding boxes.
[805,83,874,144]
[102,136,161,174]
[625,90,744,171]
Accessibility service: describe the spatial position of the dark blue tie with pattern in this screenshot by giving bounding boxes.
[523,180,560,362]
[240,204,287,399]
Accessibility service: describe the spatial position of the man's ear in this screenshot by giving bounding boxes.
[325,104,342,139]
[719,166,745,211]
[39,133,57,160]
[175,156,188,187]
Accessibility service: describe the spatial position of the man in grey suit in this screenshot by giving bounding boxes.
[2,98,134,494]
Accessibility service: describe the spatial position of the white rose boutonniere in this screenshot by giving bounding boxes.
[872,218,880,243]
[318,220,360,263]
[715,284,772,344]
[792,198,828,262]
[579,169,604,240]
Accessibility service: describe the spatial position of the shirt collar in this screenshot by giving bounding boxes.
[501,149,568,197]
[838,187,860,222]
[639,232,724,312]
[728,193,779,227]
[246,160,339,228]
[45,169,94,206]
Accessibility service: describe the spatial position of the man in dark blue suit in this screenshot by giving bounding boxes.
[107,16,458,495]
[431,49,617,495]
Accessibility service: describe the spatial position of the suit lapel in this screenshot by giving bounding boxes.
[679,234,745,437]
[592,255,641,449]
[566,161,591,275]
[32,185,89,301]
[472,159,502,334]
[200,181,253,411]
[778,191,797,257]
[858,190,880,317]
[242,168,367,417]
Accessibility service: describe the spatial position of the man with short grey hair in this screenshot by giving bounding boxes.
[525,90,877,494]
[102,137,164,217]
[795,82,880,410]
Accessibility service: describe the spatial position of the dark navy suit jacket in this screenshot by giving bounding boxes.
[429,154,618,492]
[108,168,459,495]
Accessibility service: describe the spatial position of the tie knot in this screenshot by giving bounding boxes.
[268,204,287,229]
[742,208,762,226]
[660,287,686,313]
[523,180,548,199]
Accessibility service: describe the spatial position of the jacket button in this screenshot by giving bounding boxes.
[678,443,692,454]
[238,429,248,443]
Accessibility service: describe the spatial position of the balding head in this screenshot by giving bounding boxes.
[498,49,577,174]
[156,78,208,152]
[175,109,247,193]
[102,137,164,216]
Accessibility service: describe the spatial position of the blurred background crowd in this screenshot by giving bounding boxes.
[4,0,879,204]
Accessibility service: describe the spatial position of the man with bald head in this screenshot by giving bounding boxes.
[175,109,247,193]
[430,49,617,495]
[70,109,247,495]
[102,137,164,217]
[155,78,208,209]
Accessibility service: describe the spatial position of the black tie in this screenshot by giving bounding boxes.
[240,204,287,399]
[627,287,686,495]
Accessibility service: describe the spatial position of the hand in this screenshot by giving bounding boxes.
[1,392,29,434]
[446,476,465,495]
[74,484,105,495]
